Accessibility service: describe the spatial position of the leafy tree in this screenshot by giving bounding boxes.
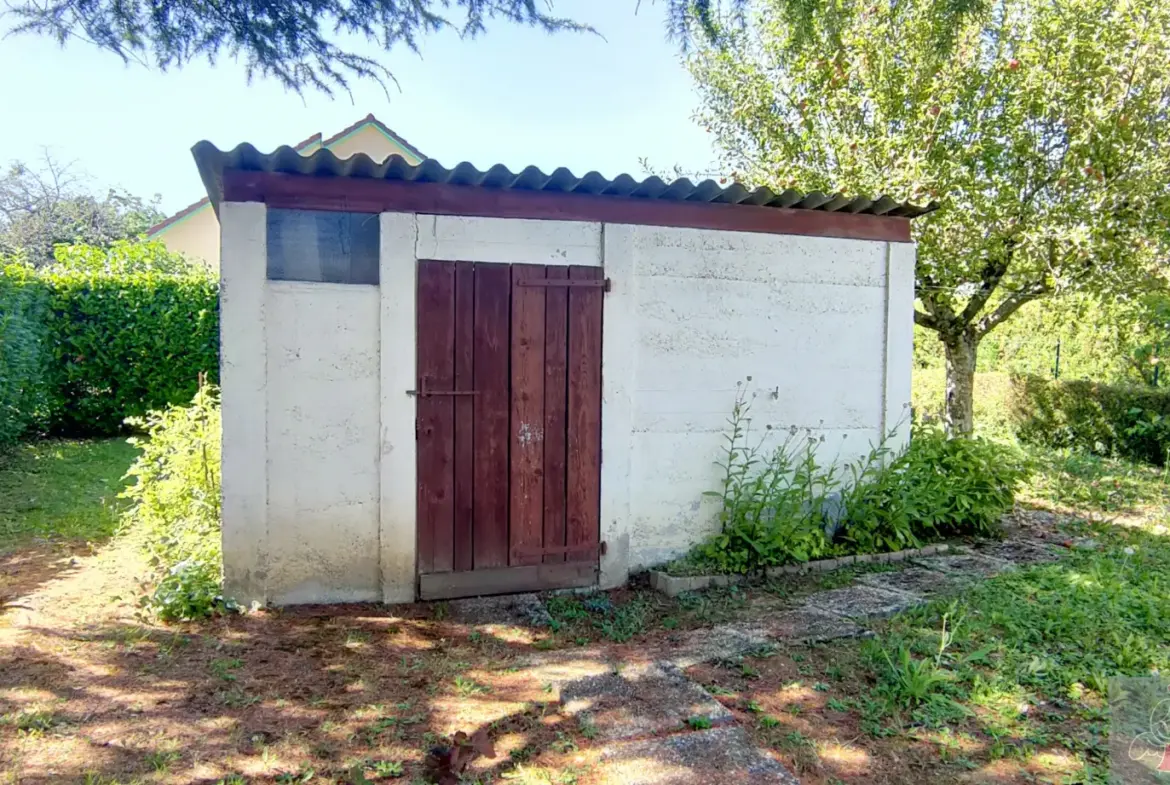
[48,239,198,276]
[0,154,164,266]
[688,0,1170,432]
[7,0,749,94]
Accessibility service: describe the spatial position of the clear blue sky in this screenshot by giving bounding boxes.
[0,1,720,215]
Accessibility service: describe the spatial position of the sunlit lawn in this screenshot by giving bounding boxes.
[0,438,139,550]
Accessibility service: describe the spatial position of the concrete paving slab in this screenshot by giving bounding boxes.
[970,540,1062,565]
[657,622,774,668]
[804,583,922,619]
[596,726,800,784]
[912,552,1015,579]
[560,662,732,741]
[858,566,964,597]
[765,606,870,642]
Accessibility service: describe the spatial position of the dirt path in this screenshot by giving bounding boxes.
[0,519,1065,785]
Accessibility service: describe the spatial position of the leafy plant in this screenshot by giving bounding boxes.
[121,382,229,621]
[695,381,837,573]
[686,716,713,730]
[0,242,217,442]
[692,384,1027,573]
[688,0,1170,433]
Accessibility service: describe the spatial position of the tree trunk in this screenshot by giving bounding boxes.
[942,329,978,435]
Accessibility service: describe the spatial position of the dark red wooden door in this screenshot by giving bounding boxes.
[415,260,603,600]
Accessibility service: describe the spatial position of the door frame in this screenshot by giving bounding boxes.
[377,213,639,603]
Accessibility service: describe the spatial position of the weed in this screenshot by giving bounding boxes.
[551,732,578,753]
[371,760,405,778]
[577,715,598,740]
[686,716,713,730]
[759,715,782,728]
[453,675,489,696]
[146,749,181,773]
[210,657,243,681]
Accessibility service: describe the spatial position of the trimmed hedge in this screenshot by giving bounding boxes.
[1009,374,1170,465]
[0,262,218,442]
[0,265,50,446]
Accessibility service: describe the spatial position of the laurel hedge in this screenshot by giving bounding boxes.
[0,251,218,444]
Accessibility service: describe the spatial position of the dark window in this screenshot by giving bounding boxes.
[267,208,379,284]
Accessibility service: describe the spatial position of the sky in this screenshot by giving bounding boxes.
[0,1,722,215]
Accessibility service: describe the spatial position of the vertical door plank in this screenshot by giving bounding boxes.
[452,262,475,572]
[416,261,456,574]
[541,267,569,563]
[566,265,603,561]
[510,264,547,567]
[472,263,511,569]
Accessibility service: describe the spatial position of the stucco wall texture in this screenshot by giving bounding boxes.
[220,207,915,605]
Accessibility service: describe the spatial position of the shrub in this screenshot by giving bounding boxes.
[40,264,219,435]
[0,241,218,441]
[1009,374,1170,466]
[0,263,49,446]
[121,382,230,620]
[840,428,1026,552]
[688,385,1029,574]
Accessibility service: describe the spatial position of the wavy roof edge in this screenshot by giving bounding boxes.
[192,141,939,219]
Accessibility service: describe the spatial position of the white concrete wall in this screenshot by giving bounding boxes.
[611,224,901,571]
[220,208,915,604]
[265,282,381,604]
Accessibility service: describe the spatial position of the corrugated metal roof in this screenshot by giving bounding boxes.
[192,141,939,219]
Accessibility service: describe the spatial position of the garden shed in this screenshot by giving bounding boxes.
[193,142,935,606]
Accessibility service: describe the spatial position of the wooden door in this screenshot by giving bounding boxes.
[415,260,603,600]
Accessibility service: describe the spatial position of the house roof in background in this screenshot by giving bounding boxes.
[147,115,424,236]
[193,142,939,220]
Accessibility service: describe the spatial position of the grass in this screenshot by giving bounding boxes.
[686,449,1170,783]
[0,438,138,550]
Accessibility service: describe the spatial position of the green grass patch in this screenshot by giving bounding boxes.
[0,438,139,550]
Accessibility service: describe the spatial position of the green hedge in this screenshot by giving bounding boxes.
[0,266,50,446]
[1009,374,1170,465]
[0,259,218,441]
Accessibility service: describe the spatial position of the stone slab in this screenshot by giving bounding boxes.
[657,622,773,668]
[970,540,1061,565]
[804,583,922,619]
[912,552,1015,580]
[764,606,870,643]
[560,662,732,741]
[858,566,964,597]
[596,726,800,784]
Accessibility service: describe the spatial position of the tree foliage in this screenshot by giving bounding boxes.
[7,0,592,95]
[688,0,1170,432]
[7,0,752,94]
[0,154,164,266]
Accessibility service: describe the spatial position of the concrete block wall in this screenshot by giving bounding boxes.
[614,225,907,570]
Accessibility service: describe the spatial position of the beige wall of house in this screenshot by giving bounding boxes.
[153,124,423,268]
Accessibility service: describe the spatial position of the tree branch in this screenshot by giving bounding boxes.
[975,279,1053,337]
[959,238,1015,325]
[914,308,941,331]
